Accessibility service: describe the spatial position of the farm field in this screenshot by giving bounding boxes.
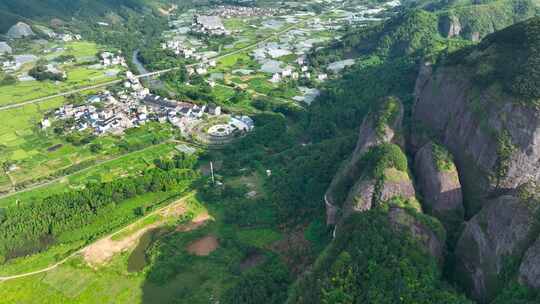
[0,142,179,208]
[0,41,121,107]
[0,114,176,196]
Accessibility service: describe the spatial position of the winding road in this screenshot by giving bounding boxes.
[0,192,194,282]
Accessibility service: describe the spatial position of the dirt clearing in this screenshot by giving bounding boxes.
[176,212,211,232]
[186,235,219,256]
[82,222,160,266]
[81,195,192,266]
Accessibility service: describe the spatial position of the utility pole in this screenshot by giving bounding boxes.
[210,161,215,184]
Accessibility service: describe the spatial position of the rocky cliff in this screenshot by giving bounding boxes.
[6,22,35,39]
[454,194,539,303]
[325,97,404,224]
[412,17,540,302]
[414,141,464,232]
[519,234,540,289]
[412,62,540,215]
[388,206,446,262]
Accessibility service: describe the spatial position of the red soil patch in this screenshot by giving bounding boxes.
[176,212,211,232]
[186,235,219,256]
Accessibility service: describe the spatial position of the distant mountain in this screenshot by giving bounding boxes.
[0,0,148,33]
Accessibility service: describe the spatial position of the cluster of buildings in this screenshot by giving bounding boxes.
[204,115,255,144]
[44,71,235,139]
[267,55,328,84]
[100,51,127,68]
[39,28,82,42]
[44,71,149,133]
[1,54,38,74]
[192,15,230,36]
[47,80,150,135]
[208,5,284,18]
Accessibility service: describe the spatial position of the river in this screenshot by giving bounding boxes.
[132,49,164,89]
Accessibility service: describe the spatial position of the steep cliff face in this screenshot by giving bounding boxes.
[325,97,404,224]
[343,167,417,216]
[411,18,540,302]
[438,14,463,38]
[414,142,464,231]
[519,235,540,289]
[413,62,540,215]
[454,195,539,303]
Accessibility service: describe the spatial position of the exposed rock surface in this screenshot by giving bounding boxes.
[7,22,35,39]
[519,235,540,289]
[414,142,464,229]
[326,98,403,224]
[343,168,417,217]
[439,15,462,38]
[343,178,376,215]
[0,42,12,54]
[388,207,445,263]
[379,168,417,203]
[454,195,539,303]
[413,62,540,215]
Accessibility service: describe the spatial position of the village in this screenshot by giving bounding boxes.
[45,70,254,144]
[0,0,402,148]
[157,0,401,105]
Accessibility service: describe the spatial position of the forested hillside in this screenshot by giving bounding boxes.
[0,0,149,32]
[289,12,540,304]
[399,0,540,40]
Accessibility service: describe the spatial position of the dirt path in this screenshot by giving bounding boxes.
[82,196,190,266]
[83,222,161,266]
[0,192,194,282]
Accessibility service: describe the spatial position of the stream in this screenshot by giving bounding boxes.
[132,49,164,89]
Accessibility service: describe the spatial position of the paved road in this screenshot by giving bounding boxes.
[0,192,195,282]
[0,20,307,112]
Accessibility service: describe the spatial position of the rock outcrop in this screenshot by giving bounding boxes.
[343,167,417,217]
[0,42,12,55]
[519,235,540,289]
[326,97,403,224]
[414,142,464,230]
[454,195,539,303]
[388,207,445,263]
[413,62,540,215]
[6,22,35,39]
[438,14,462,38]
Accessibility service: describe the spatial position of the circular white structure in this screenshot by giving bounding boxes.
[208,124,234,137]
